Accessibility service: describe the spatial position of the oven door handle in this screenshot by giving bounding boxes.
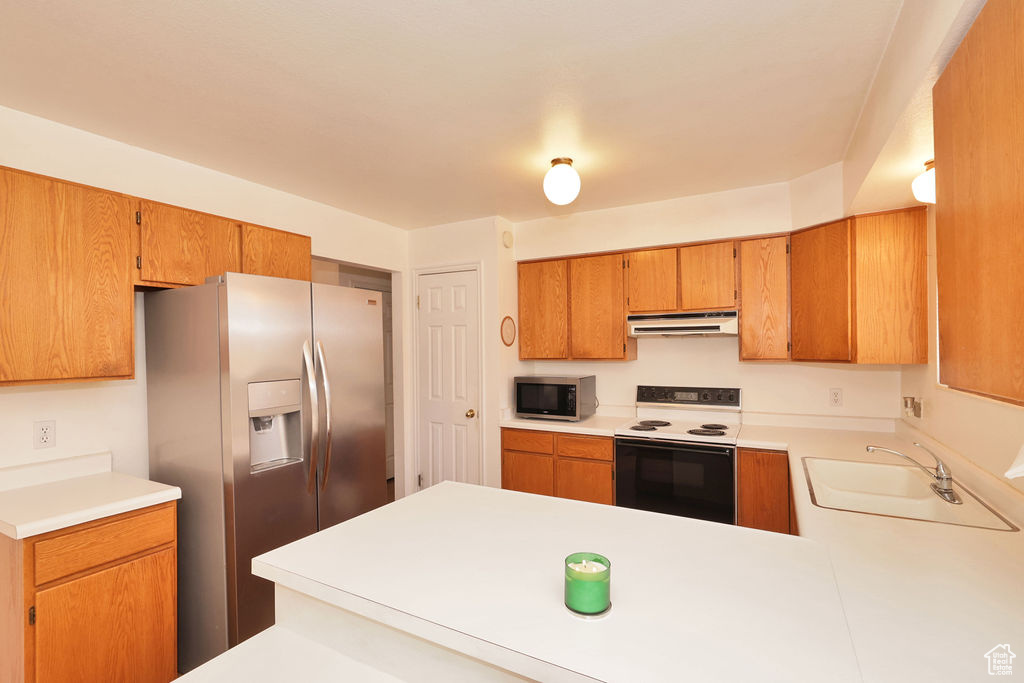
[614,438,734,457]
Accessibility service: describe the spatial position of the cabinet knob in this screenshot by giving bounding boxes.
[465,409,476,419]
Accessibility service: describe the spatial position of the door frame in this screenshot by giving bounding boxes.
[412,263,484,490]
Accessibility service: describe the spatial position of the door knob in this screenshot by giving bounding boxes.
[465,409,476,418]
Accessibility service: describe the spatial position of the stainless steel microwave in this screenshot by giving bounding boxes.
[514,375,597,421]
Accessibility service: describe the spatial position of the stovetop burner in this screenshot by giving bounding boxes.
[701,423,728,430]
[638,419,671,427]
[629,424,658,431]
[687,428,726,436]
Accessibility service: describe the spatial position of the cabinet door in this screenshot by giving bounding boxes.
[35,548,177,683]
[569,254,626,359]
[501,451,553,496]
[241,224,312,281]
[790,220,852,361]
[739,237,789,360]
[138,200,240,286]
[853,210,927,364]
[0,169,134,384]
[934,0,1024,403]
[627,248,678,312]
[518,260,568,359]
[736,449,790,534]
[679,241,736,310]
[555,459,614,505]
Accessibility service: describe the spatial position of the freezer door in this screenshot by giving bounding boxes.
[313,283,388,529]
[221,273,318,645]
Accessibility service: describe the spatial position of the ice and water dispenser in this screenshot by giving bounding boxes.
[247,379,302,472]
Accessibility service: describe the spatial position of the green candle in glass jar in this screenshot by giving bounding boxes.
[564,552,611,615]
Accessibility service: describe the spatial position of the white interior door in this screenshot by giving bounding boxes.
[416,269,481,488]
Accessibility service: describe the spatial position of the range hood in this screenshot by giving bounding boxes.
[628,311,738,337]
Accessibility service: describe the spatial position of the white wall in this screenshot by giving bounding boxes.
[513,178,902,422]
[901,209,1024,494]
[514,182,792,261]
[842,0,985,212]
[0,294,150,476]
[0,106,410,477]
[789,162,845,228]
[405,217,525,491]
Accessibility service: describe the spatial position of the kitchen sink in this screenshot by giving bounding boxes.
[802,458,1017,531]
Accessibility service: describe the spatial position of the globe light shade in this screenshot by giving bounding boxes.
[543,158,581,206]
[911,161,936,204]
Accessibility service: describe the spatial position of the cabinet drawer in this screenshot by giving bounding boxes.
[34,504,175,586]
[501,429,554,455]
[556,434,613,462]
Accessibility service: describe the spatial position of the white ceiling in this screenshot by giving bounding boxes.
[0,0,903,229]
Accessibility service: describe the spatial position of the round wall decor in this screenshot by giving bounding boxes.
[500,316,517,346]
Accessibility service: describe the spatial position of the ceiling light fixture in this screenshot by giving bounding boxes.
[911,159,936,204]
[543,158,581,206]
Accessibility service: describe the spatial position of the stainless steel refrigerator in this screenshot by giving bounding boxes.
[145,272,386,672]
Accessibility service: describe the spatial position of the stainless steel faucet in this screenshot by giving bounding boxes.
[865,442,962,504]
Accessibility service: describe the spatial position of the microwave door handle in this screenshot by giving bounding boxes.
[302,340,320,494]
[315,340,333,492]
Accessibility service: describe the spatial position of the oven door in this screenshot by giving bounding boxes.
[514,381,577,420]
[614,438,735,524]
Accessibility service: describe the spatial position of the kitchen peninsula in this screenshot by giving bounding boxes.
[184,481,861,682]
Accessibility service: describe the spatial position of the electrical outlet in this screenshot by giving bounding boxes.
[829,388,843,407]
[33,420,56,449]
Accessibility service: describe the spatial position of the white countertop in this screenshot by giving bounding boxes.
[177,626,403,682]
[0,467,181,539]
[254,481,860,682]
[500,414,630,437]
[737,424,1024,682]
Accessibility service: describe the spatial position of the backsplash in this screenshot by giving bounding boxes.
[529,335,901,418]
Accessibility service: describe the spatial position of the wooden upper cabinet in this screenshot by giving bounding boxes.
[0,167,134,385]
[853,209,927,364]
[241,224,312,281]
[791,210,926,365]
[626,248,678,312]
[790,220,852,361]
[934,0,1024,404]
[137,200,241,286]
[518,259,568,359]
[569,254,633,359]
[736,448,791,534]
[739,236,790,361]
[679,241,736,310]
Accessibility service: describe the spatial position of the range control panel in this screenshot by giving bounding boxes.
[636,385,741,408]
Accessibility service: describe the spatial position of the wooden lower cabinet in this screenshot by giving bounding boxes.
[501,450,554,496]
[736,448,792,534]
[0,501,178,683]
[501,428,614,505]
[556,459,614,505]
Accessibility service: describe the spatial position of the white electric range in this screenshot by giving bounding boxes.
[613,385,741,445]
[614,385,741,524]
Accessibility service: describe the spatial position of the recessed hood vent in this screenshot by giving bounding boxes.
[628,311,738,337]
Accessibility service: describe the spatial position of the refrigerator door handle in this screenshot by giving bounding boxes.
[302,340,320,494]
[315,339,334,492]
